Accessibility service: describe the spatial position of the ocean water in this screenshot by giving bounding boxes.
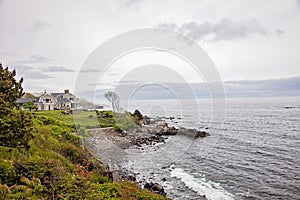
[118,97,300,200]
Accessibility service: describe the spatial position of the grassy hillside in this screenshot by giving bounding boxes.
[0,113,169,200]
[33,110,115,130]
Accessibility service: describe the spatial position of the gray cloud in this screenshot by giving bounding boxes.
[87,82,116,87]
[13,65,53,80]
[159,18,276,41]
[41,66,75,73]
[275,29,285,36]
[79,69,104,73]
[30,20,51,32]
[30,55,54,62]
[15,55,54,64]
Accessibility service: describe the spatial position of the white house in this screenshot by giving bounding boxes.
[36,93,58,111]
[51,89,78,110]
[18,89,79,111]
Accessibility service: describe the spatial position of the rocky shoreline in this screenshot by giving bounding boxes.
[88,120,209,149]
[85,112,210,196]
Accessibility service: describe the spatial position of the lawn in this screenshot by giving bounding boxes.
[33,110,115,129]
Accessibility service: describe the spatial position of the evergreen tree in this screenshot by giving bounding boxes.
[0,63,33,149]
[0,63,24,109]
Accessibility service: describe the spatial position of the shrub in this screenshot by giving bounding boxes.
[92,173,111,184]
[0,108,34,149]
[0,159,16,185]
[91,183,121,199]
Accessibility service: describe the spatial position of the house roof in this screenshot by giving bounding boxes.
[57,97,71,103]
[37,93,55,99]
[51,92,74,97]
[16,98,36,103]
[51,93,71,103]
[51,93,64,97]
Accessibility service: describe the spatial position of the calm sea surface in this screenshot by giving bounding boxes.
[115,97,300,200]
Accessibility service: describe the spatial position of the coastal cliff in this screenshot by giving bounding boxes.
[0,65,169,199]
[0,112,171,199]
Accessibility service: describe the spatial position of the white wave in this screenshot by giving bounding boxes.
[170,166,235,200]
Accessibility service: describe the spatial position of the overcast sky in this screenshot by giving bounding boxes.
[0,0,300,95]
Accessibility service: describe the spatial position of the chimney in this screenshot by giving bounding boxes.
[64,89,69,94]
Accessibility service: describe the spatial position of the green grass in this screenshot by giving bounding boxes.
[33,110,115,130]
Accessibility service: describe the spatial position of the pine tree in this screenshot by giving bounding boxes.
[0,63,33,149]
[0,64,24,109]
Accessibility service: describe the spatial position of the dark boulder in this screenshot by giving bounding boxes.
[127,174,136,182]
[159,122,178,135]
[144,182,154,190]
[166,126,178,135]
[177,127,210,138]
[152,183,164,193]
[144,182,165,195]
[195,130,210,138]
[144,116,151,125]
[133,109,144,121]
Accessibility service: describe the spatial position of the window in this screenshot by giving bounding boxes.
[44,98,51,103]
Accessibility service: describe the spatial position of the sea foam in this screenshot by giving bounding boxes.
[170,166,235,200]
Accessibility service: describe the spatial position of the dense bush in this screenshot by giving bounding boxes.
[0,108,34,149]
[0,159,16,185]
[22,102,37,111]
